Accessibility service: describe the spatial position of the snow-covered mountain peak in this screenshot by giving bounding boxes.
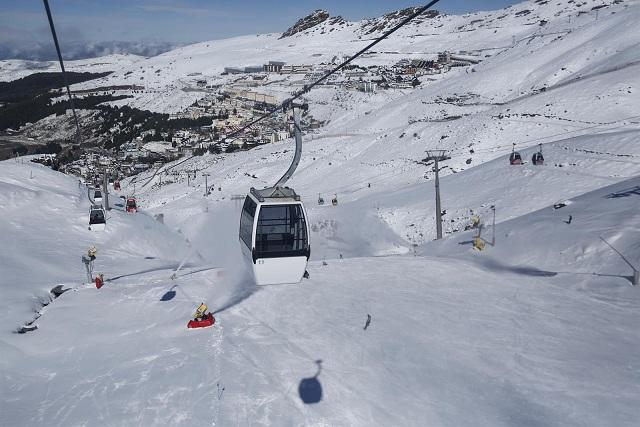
[280,9,333,38]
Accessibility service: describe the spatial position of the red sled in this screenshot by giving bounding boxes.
[187,313,215,329]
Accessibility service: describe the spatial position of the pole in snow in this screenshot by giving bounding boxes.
[102,168,110,210]
[203,173,210,196]
[600,236,639,286]
[423,150,450,240]
[491,205,496,246]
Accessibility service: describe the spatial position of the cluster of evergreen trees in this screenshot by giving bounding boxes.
[97,105,213,150]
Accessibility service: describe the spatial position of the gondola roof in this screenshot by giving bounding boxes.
[250,186,301,202]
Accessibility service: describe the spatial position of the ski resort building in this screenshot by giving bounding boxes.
[264,61,286,72]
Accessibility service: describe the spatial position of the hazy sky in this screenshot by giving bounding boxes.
[1,1,523,59]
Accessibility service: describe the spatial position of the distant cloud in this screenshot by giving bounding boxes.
[0,40,183,61]
[138,1,227,17]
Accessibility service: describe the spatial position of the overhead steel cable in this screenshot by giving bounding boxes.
[142,0,442,187]
[42,0,82,144]
[225,0,442,139]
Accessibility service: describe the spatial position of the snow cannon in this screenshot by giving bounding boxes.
[187,302,215,329]
[187,313,215,329]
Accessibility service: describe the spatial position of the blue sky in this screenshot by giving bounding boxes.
[0,1,523,59]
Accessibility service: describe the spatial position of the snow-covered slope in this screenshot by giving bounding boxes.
[2,1,640,425]
[0,54,145,82]
[2,149,639,426]
[66,0,638,113]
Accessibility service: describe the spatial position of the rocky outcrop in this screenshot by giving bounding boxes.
[280,9,330,38]
[361,7,440,35]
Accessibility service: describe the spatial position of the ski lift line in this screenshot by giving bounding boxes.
[42,0,81,144]
[320,166,421,196]
[142,0,442,187]
[147,112,640,191]
[444,116,640,157]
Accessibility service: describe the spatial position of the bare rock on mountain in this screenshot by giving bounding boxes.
[280,9,330,39]
[361,7,440,35]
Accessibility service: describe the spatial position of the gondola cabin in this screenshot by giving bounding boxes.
[94,189,103,204]
[239,187,310,285]
[532,152,544,165]
[126,197,137,213]
[113,180,121,191]
[89,205,106,231]
[509,151,522,165]
[318,193,324,205]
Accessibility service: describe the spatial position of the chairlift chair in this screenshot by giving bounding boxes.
[318,193,324,205]
[89,205,106,231]
[239,104,310,286]
[510,143,522,165]
[126,197,137,213]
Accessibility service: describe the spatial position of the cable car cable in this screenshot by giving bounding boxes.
[141,0,442,187]
[42,0,82,144]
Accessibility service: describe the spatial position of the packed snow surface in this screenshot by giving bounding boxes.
[2,0,640,425]
[1,146,639,426]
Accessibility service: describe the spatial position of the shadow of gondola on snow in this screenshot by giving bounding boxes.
[160,285,177,301]
[298,360,323,404]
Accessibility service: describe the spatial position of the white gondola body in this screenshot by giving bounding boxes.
[240,192,310,286]
[240,242,308,285]
[89,222,106,232]
[89,205,106,232]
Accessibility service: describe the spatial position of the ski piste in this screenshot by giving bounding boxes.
[3,0,640,425]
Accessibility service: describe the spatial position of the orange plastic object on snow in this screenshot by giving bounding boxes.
[187,313,215,329]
